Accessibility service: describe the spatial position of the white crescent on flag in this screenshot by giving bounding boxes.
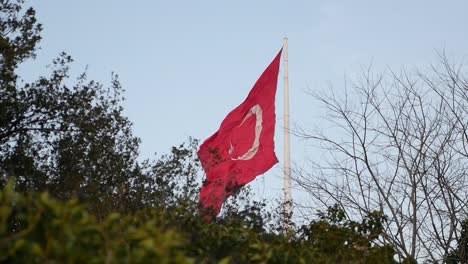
[229,104,263,161]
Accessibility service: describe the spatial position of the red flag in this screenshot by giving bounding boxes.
[198,49,282,218]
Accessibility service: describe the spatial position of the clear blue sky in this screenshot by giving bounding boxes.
[20,0,468,204]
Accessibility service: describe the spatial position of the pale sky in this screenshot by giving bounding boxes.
[20,0,468,207]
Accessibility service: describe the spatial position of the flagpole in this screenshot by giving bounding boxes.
[283,37,292,230]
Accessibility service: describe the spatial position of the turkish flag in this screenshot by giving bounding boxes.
[198,49,282,218]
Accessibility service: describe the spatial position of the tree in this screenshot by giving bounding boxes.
[0,0,142,216]
[294,56,468,262]
[298,204,397,263]
[445,219,468,263]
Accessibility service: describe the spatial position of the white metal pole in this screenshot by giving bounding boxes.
[283,37,292,230]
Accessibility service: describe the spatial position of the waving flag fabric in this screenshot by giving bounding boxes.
[198,49,282,218]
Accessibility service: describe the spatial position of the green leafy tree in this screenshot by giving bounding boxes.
[445,219,468,263]
[297,204,397,263]
[0,0,140,217]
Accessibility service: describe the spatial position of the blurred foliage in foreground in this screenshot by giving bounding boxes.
[0,178,397,263]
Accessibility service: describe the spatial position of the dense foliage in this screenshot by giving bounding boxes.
[445,220,468,263]
[0,179,397,263]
